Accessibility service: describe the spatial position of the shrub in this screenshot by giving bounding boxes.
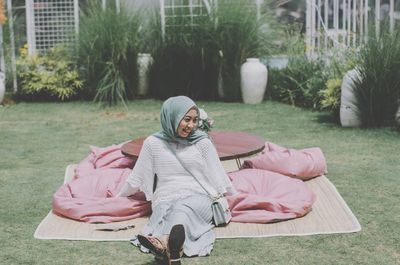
[16,45,83,101]
[319,78,342,121]
[319,78,342,111]
[265,24,333,109]
[77,3,141,105]
[266,55,327,108]
[352,27,400,127]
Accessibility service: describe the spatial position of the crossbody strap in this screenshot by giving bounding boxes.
[165,141,217,199]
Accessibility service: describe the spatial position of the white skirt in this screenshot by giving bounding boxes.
[131,194,215,257]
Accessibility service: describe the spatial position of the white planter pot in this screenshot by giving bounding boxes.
[240,58,268,104]
[340,68,362,127]
[395,103,400,126]
[0,72,5,104]
[137,53,153,97]
[217,71,224,99]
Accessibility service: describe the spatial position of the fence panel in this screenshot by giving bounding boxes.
[26,0,78,55]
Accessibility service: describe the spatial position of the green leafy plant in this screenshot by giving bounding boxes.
[266,55,327,108]
[319,78,342,121]
[352,26,400,127]
[16,45,83,101]
[77,3,141,105]
[265,24,329,109]
[319,78,342,111]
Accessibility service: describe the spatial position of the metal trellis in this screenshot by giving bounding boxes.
[26,0,78,55]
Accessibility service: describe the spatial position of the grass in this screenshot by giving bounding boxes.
[0,100,399,265]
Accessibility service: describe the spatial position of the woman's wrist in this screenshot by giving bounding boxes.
[116,183,139,197]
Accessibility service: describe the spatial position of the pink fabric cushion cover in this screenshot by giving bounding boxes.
[52,141,326,223]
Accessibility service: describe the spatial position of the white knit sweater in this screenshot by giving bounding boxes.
[121,135,235,208]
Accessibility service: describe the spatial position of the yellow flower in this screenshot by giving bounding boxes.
[0,0,7,25]
[19,44,29,58]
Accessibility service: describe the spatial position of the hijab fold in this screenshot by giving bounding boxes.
[153,96,209,145]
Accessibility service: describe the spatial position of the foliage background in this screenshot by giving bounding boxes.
[77,3,142,105]
[352,27,400,127]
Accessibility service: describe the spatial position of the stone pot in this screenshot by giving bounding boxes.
[137,53,153,97]
[240,58,268,104]
[340,68,362,127]
[0,72,5,104]
[395,102,400,126]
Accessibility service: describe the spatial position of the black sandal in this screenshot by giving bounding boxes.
[167,224,185,265]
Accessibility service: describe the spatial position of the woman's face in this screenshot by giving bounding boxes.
[177,108,198,138]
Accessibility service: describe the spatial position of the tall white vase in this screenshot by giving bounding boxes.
[240,58,268,104]
[0,72,5,104]
[340,68,361,127]
[395,103,400,126]
[137,53,153,97]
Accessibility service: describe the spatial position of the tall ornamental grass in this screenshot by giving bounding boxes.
[352,27,400,127]
[77,3,141,105]
[213,0,273,101]
[148,0,276,102]
[148,10,220,100]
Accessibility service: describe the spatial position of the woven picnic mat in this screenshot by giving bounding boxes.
[34,163,361,241]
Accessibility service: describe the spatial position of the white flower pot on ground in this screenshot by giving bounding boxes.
[0,72,5,104]
[395,103,400,126]
[137,53,153,97]
[340,68,362,127]
[240,58,268,104]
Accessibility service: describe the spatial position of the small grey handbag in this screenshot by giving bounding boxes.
[211,195,232,226]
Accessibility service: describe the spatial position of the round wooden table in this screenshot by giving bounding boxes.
[121,131,265,166]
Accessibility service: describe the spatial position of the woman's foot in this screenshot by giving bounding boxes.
[137,234,167,257]
[167,224,185,265]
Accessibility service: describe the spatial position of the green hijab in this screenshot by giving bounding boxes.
[153,96,209,145]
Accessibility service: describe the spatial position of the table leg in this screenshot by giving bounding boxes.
[235,158,242,169]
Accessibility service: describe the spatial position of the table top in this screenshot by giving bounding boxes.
[121,131,265,161]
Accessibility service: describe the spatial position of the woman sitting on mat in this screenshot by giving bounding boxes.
[117,95,236,265]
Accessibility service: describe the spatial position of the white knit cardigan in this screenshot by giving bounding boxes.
[125,135,235,208]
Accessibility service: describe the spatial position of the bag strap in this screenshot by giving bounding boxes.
[165,141,217,199]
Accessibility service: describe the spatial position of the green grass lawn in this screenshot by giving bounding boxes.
[0,100,399,265]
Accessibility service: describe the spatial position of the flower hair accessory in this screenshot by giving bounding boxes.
[198,108,214,132]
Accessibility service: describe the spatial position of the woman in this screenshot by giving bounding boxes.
[117,96,236,265]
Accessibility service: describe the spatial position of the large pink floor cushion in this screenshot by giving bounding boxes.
[52,167,151,223]
[227,169,316,223]
[241,142,327,180]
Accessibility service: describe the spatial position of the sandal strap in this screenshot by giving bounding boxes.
[148,237,167,253]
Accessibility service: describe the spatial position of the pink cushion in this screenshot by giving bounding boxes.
[241,142,327,180]
[227,169,316,223]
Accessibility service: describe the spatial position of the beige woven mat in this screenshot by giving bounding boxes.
[34,163,361,241]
